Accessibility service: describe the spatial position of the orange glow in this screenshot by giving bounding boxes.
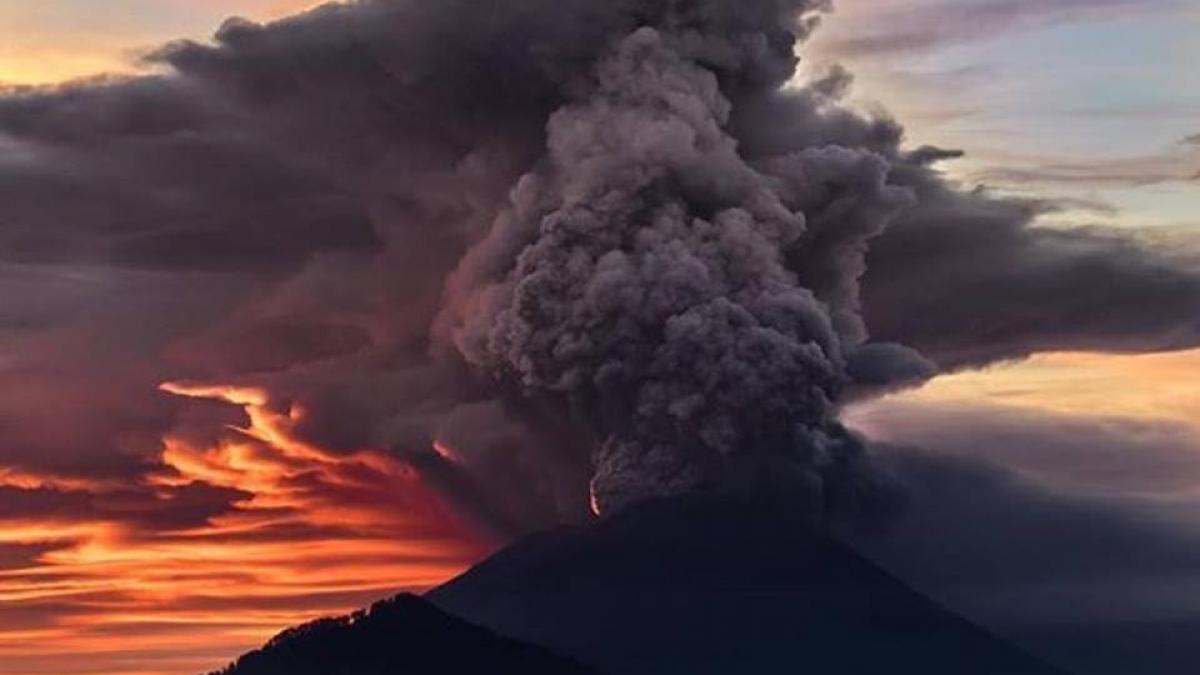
[589,489,603,517]
[432,440,460,464]
[855,349,1200,424]
[0,467,118,493]
[845,349,1200,487]
[0,381,490,675]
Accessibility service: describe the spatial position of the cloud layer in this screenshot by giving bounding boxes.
[1,0,1195,511]
[816,0,1183,59]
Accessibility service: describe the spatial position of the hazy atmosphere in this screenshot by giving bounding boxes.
[0,2,1197,674]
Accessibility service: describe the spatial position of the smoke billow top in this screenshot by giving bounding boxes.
[3,0,1198,533]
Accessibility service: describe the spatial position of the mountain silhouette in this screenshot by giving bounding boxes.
[214,496,1066,674]
[209,593,594,675]
[429,496,1067,675]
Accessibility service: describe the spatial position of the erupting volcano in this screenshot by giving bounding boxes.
[2,0,1199,673]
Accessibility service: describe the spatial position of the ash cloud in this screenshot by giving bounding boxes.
[0,0,1197,529]
[437,13,911,516]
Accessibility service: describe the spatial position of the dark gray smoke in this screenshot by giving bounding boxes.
[436,9,913,515]
[1,0,1197,531]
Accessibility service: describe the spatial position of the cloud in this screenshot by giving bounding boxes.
[0,0,1192,539]
[850,400,1200,495]
[855,444,1200,675]
[0,384,486,675]
[734,95,1200,370]
[0,481,253,540]
[842,390,1200,674]
[819,0,1182,59]
[970,144,1200,188]
[860,181,1200,369]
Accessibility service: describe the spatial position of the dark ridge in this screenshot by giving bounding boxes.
[210,495,1068,675]
[208,593,595,675]
[429,495,1069,675]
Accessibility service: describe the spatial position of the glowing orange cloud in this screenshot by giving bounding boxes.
[0,380,490,675]
[0,467,118,493]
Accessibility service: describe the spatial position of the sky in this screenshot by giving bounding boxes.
[0,1,1197,674]
[805,0,1200,490]
[0,1,318,85]
[0,3,487,672]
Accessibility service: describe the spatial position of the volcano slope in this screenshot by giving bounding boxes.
[215,496,1066,675]
[429,496,1067,675]
[210,593,595,675]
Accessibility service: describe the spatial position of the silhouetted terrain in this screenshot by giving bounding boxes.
[214,497,1067,675]
[430,497,1067,675]
[210,593,594,675]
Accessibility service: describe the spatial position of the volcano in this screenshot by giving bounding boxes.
[216,497,1066,674]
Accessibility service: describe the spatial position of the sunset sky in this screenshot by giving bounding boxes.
[0,1,1198,674]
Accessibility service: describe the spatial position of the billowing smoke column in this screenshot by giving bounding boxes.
[2,0,1197,535]
[438,4,914,515]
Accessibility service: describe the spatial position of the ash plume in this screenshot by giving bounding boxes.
[1,0,1197,531]
[437,7,913,515]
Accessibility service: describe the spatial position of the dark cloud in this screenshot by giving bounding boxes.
[970,146,1200,188]
[0,0,612,484]
[0,267,246,480]
[903,145,966,167]
[0,481,250,531]
[0,0,1195,529]
[853,444,1200,675]
[438,16,910,516]
[843,400,1200,673]
[730,81,1200,371]
[853,401,1200,495]
[861,180,1200,369]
